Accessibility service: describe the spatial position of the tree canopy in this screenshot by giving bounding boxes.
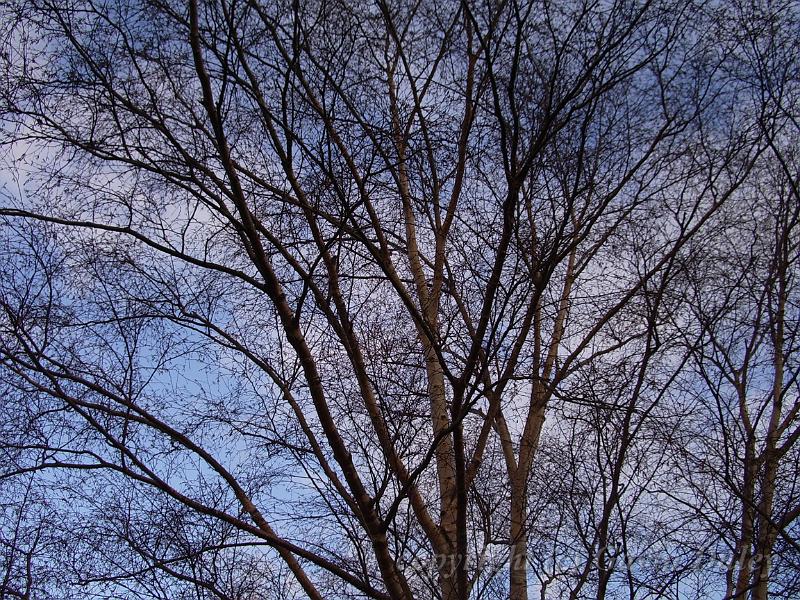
[1,0,798,598]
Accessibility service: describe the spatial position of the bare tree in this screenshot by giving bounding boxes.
[661,3,800,598]
[0,0,796,598]
[668,146,800,600]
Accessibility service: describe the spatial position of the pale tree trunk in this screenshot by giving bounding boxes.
[509,472,530,600]
[431,362,459,600]
[751,313,786,600]
[752,455,778,600]
[752,261,789,600]
[389,68,460,598]
[508,245,576,600]
[509,392,548,600]
[732,445,756,599]
[429,349,458,600]
[736,256,787,600]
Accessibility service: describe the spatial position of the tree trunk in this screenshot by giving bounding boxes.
[509,473,529,600]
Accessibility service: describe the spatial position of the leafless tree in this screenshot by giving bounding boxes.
[660,4,800,599]
[0,0,796,598]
